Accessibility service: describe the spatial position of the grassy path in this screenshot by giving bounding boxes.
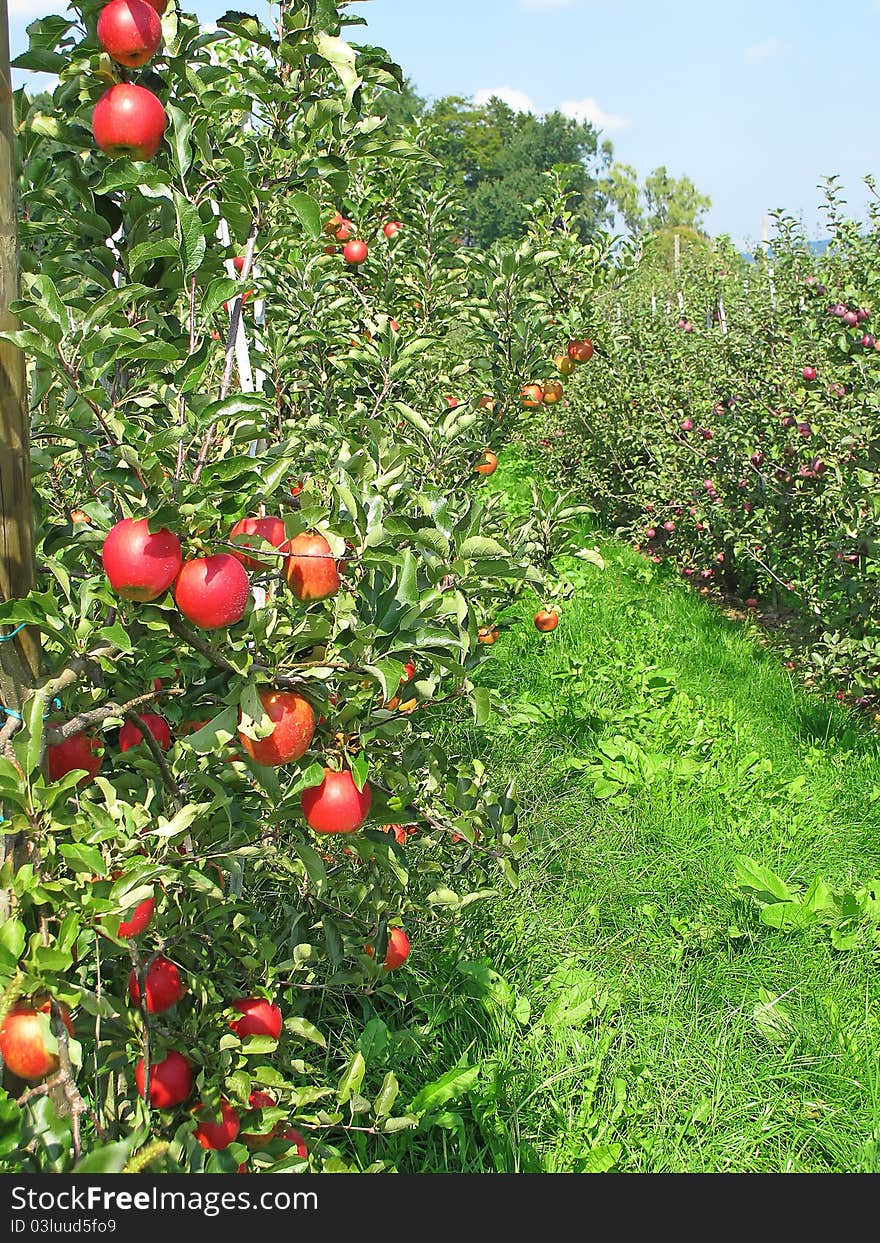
[396,465,880,1173]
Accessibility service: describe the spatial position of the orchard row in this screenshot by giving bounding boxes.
[535,200,880,697]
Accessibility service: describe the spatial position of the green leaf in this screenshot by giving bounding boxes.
[59,844,105,875]
[315,32,361,102]
[337,1050,366,1105]
[803,875,836,915]
[74,1141,132,1173]
[410,1065,480,1114]
[458,536,509,560]
[350,753,369,793]
[357,1017,389,1066]
[289,192,322,239]
[373,1071,399,1119]
[580,1143,622,1173]
[285,1016,327,1048]
[393,402,432,438]
[575,547,606,569]
[472,686,491,726]
[174,192,206,279]
[290,840,326,894]
[183,707,238,755]
[167,103,193,181]
[0,1088,22,1158]
[760,901,816,931]
[541,972,605,1029]
[733,855,794,904]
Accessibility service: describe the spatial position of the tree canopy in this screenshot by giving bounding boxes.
[373,85,613,247]
[606,162,712,236]
[371,85,712,248]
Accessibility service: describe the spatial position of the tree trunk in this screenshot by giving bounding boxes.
[0,0,38,710]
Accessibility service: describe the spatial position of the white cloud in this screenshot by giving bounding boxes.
[560,96,629,132]
[472,86,536,114]
[746,39,785,60]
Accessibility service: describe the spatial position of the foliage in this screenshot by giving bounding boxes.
[534,177,880,696]
[370,90,614,248]
[605,161,712,237]
[0,0,602,1173]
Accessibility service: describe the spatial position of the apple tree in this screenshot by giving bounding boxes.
[0,0,587,1172]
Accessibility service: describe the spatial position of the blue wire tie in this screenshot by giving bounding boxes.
[0,624,26,643]
[1,698,62,722]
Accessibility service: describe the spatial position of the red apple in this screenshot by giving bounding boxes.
[279,1128,308,1158]
[47,731,103,786]
[0,997,73,1081]
[102,517,181,602]
[534,609,559,633]
[135,1050,192,1108]
[343,239,368,265]
[139,0,168,11]
[301,769,372,835]
[228,516,287,571]
[194,1099,240,1150]
[128,955,184,1013]
[802,366,817,382]
[174,553,250,630]
[230,997,282,1040]
[384,927,410,970]
[116,893,155,939]
[383,221,402,240]
[92,83,166,160]
[238,689,315,767]
[284,531,340,602]
[366,927,410,970]
[97,0,162,68]
[567,339,594,363]
[119,712,171,753]
[232,255,245,273]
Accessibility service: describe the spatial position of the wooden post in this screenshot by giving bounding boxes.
[0,0,38,711]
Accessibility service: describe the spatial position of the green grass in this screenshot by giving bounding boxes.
[388,460,880,1174]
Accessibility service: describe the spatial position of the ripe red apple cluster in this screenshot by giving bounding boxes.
[100,516,346,632]
[322,210,404,265]
[92,0,167,161]
[92,515,379,828]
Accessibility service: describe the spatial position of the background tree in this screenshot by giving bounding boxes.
[605,162,712,237]
[366,90,614,247]
[643,166,712,231]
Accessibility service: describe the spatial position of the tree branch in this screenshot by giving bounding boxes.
[45,688,183,746]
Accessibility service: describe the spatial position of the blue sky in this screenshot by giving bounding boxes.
[9,0,880,245]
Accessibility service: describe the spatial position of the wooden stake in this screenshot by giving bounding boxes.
[0,0,39,709]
